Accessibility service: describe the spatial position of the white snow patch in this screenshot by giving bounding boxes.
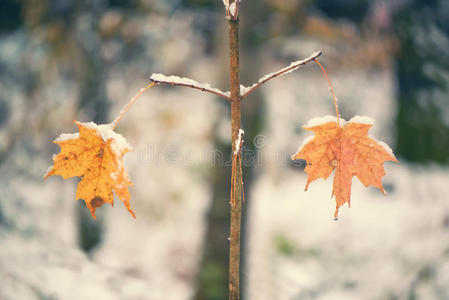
[229,2,237,16]
[348,115,375,125]
[223,0,229,9]
[150,73,227,96]
[240,83,257,96]
[79,121,132,157]
[110,170,119,181]
[369,135,397,160]
[240,84,250,96]
[53,132,79,143]
[234,128,244,155]
[304,115,346,128]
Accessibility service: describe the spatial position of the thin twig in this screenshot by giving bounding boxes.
[314,59,340,127]
[112,82,156,129]
[150,77,231,102]
[240,51,322,99]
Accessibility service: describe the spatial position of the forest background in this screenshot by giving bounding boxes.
[1,0,449,299]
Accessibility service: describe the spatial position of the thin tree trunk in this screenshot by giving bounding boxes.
[228,16,242,300]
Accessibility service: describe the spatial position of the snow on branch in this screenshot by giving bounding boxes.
[150,73,231,102]
[223,0,242,19]
[240,51,322,98]
[234,129,244,155]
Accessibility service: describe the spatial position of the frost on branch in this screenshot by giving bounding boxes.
[240,51,322,97]
[150,73,230,100]
[223,0,242,18]
[234,129,244,155]
[229,2,237,17]
[150,52,320,101]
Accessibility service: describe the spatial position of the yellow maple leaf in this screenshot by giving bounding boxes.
[291,115,398,219]
[44,121,135,219]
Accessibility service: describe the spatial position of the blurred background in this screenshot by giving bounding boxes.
[1,0,449,299]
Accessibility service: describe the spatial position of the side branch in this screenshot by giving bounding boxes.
[240,50,322,99]
[150,73,231,102]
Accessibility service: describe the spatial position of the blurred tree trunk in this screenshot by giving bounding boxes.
[393,0,449,164]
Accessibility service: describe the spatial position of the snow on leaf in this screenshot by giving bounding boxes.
[303,115,346,128]
[44,121,135,219]
[348,115,375,125]
[369,135,397,160]
[53,133,79,143]
[292,136,313,155]
[291,116,398,219]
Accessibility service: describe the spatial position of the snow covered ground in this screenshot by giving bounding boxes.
[246,164,449,300]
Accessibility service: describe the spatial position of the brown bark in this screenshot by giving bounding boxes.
[228,14,242,300]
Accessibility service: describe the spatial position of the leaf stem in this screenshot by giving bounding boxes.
[111,82,156,129]
[314,59,340,127]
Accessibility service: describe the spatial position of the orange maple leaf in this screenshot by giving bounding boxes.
[44,121,135,219]
[291,115,398,219]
